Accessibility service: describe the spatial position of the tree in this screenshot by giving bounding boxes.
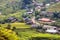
[6,24,11,29]
[35,11,40,16]
[21,0,32,9]
[53,11,59,18]
[45,0,51,3]
[0,27,20,40]
[22,0,32,5]
[35,15,40,20]
[12,26,16,31]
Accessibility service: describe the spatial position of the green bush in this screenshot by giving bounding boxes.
[0,27,20,40]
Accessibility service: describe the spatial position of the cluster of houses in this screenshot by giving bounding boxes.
[0,0,60,34]
[22,1,60,34]
[31,22,60,34]
[5,17,23,23]
[22,0,60,34]
[25,0,60,17]
[22,13,60,34]
[32,0,60,12]
[32,18,57,33]
[23,11,60,34]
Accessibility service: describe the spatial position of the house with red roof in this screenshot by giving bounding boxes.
[38,18,56,24]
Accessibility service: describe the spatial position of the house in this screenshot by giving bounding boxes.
[40,11,47,16]
[26,12,33,14]
[47,12,53,17]
[35,6,41,11]
[38,18,51,22]
[26,9,33,14]
[43,25,57,29]
[57,28,60,34]
[38,18,55,24]
[23,17,33,25]
[31,23,42,29]
[49,0,60,3]
[43,25,58,33]
[46,29,58,33]
[7,17,18,22]
[45,3,50,8]
[26,20,33,25]
[31,23,39,28]
[38,18,55,22]
[56,0,60,2]
[40,11,53,17]
[23,17,30,22]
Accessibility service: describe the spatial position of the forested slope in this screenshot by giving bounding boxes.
[0,0,22,15]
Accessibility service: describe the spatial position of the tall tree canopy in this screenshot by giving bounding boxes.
[21,0,33,9]
[22,0,32,5]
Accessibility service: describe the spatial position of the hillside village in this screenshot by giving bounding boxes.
[0,0,60,40]
[0,0,60,34]
[21,0,60,34]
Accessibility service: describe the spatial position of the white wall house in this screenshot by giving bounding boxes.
[45,3,50,8]
[43,25,58,33]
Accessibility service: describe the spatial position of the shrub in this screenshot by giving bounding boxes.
[0,27,20,40]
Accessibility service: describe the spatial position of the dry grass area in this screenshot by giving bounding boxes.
[47,2,60,12]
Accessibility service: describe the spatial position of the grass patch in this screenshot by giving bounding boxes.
[0,23,60,40]
[47,2,60,12]
[16,28,60,40]
[0,23,30,28]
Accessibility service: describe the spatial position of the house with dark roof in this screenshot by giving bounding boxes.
[7,17,18,22]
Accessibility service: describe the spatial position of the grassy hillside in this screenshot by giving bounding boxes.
[47,2,60,12]
[0,0,60,40]
[0,0,19,5]
[36,0,45,3]
[0,23,60,40]
[0,23,30,28]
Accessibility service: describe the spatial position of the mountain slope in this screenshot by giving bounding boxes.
[47,2,60,12]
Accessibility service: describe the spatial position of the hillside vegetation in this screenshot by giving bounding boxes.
[0,0,60,40]
[47,2,60,12]
[0,0,46,15]
[0,0,22,15]
[0,23,60,40]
